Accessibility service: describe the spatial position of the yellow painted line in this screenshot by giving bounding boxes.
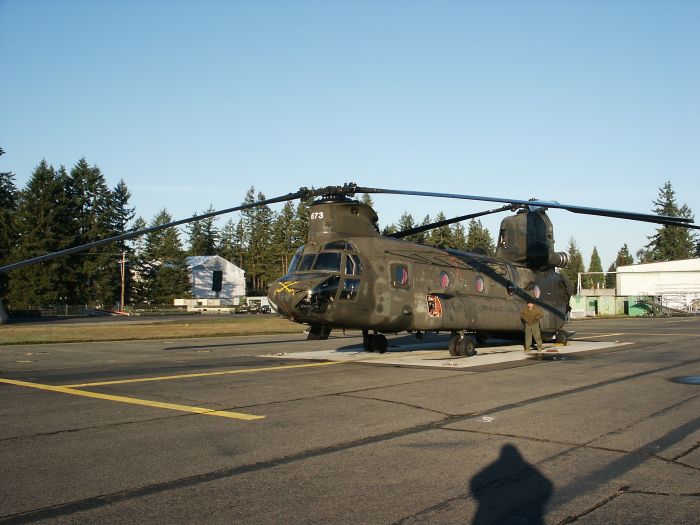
[572,333,625,340]
[64,361,342,388]
[0,378,263,420]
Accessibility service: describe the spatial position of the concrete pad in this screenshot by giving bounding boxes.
[262,340,631,370]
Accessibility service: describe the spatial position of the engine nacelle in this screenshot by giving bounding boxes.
[496,209,567,270]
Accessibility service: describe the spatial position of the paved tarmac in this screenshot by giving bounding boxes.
[0,317,698,524]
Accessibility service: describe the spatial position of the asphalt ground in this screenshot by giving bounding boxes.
[0,317,698,524]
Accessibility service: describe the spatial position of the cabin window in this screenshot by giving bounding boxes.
[287,246,305,273]
[340,278,361,300]
[345,254,363,275]
[325,240,357,251]
[297,254,316,271]
[475,276,485,293]
[391,264,409,288]
[439,271,450,288]
[313,252,342,272]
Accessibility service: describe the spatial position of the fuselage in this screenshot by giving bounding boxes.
[268,203,572,341]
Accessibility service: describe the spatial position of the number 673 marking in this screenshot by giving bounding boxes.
[310,212,324,220]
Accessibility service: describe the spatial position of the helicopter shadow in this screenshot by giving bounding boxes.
[470,443,552,525]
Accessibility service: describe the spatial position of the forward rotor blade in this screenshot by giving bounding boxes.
[0,190,307,274]
[390,205,513,239]
[354,186,699,229]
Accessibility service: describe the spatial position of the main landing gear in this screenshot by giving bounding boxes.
[448,331,477,357]
[362,329,388,353]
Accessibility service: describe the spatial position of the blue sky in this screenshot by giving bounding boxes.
[2,0,698,268]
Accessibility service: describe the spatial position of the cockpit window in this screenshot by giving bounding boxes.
[345,254,363,275]
[313,252,342,272]
[324,240,357,251]
[287,245,305,273]
[297,254,316,272]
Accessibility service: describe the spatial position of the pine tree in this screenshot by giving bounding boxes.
[584,246,604,289]
[8,161,75,308]
[416,215,431,244]
[606,244,634,289]
[271,201,296,273]
[642,181,697,261]
[141,210,191,305]
[218,218,241,264]
[108,179,135,308]
[0,148,18,302]
[427,212,453,247]
[360,193,375,208]
[465,219,495,255]
[67,158,121,306]
[451,222,468,251]
[395,212,418,241]
[128,216,149,304]
[186,206,219,256]
[561,238,584,292]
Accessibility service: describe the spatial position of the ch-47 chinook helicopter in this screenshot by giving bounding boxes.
[1,183,698,357]
[265,184,700,356]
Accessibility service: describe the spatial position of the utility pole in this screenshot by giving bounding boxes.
[120,251,126,312]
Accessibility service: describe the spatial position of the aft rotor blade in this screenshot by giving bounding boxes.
[390,205,513,239]
[354,186,699,229]
[0,190,307,274]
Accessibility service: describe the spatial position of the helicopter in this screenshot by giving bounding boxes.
[265,184,699,355]
[1,183,698,358]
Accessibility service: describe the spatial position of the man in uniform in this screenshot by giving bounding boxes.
[521,302,544,352]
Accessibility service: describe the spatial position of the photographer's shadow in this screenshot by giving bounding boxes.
[470,444,552,525]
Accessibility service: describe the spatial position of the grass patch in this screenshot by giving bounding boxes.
[0,316,306,345]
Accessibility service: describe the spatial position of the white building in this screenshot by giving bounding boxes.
[185,255,245,300]
[617,258,700,312]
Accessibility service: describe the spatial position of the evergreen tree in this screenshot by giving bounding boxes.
[642,181,697,262]
[186,206,219,256]
[8,161,75,308]
[0,148,18,302]
[606,244,634,289]
[427,212,453,247]
[128,216,149,304]
[416,215,431,244]
[246,191,275,292]
[465,219,495,255]
[66,158,121,306]
[218,218,242,264]
[141,210,191,304]
[360,193,375,208]
[451,222,468,251]
[584,246,604,289]
[271,201,296,273]
[108,179,135,308]
[561,238,584,292]
[291,195,312,247]
[382,224,398,236]
[396,212,419,241]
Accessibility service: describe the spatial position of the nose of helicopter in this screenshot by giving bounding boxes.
[268,274,341,319]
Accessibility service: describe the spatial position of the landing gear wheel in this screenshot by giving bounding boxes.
[373,334,388,354]
[363,331,375,352]
[555,330,568,346]
[448,336,460,357]
[449,333,477,357]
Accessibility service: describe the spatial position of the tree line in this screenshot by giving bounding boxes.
[1,152,698,309]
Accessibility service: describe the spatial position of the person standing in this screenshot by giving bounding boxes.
[521,302,544,352]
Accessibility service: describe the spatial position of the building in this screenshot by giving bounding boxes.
[617,258,700,312]
[185,255,245,300]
